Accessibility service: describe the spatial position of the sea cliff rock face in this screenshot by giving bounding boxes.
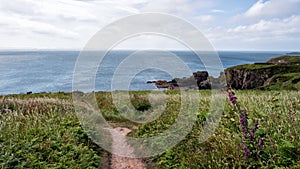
[148,56,300,90]
[225,66,272,89]
[225,56,300,90]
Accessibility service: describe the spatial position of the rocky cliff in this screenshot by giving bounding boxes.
[225,56,300,90]
[148,56,300,90]
[147,71,211,90]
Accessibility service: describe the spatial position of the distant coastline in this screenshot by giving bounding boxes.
[148,54,300,91]
[0,50,289,95]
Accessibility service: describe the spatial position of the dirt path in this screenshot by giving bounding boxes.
[108,127,146,169]
[71,101,146,169]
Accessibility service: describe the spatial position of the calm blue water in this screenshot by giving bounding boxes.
[0,50,285,95]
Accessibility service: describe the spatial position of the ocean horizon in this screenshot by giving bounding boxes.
[0,50,287,95]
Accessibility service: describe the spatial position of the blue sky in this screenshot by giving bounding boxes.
[0,0,299,51]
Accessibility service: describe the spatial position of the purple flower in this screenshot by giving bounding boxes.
[240,116,248,138]
[228,91,237,105]
[242,111,248,121]
[251,120,259,139]
[240,111,249,139]
[251,132,255,139]
[242,142,250,157]
[228,90,264,162]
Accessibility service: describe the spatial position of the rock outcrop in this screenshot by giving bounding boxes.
[148,56,300,90]
[225,56,300,90]
[148,71,210,90]
[225,64,272,89]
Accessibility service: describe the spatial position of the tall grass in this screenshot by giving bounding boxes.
[133,90,300,168]
[0,97,101,168]
[1,90,299,168]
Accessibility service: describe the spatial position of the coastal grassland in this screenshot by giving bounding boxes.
[263,73,300,90]
[0,90,300,168]
[0,95,101,168]
[267,56,300,64]
[228,63,300,73]
[133,90,300,168]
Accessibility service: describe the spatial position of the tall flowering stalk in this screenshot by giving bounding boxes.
[227,90,263,165]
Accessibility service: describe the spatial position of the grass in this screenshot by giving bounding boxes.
[133,90,300,168]
[1,90,300,168]
[261,73,300,90]
[226,55,300,72]
[227,63,300,73]
[267,56,300,64]
[0,97,101,168]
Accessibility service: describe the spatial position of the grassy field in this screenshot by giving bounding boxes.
[0,90,299,168]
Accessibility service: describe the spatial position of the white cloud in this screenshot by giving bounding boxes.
[234,0,300,23]
[0,13,78,38]
[0,0,142,49]
[213,0,300,50]
[205,15,300,50]
[230,0,300,39]
[115,34,190,50]
[0,0,218,49]
[139,0,214,17]
[195,15,214,22]
[211,9,225,13]
[228,16,300,36]
[0,0,298,50]
[244,0,269,18]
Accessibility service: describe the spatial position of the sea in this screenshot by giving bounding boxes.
[0,50,286,95]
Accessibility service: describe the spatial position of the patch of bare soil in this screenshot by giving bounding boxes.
[109,127,146,169]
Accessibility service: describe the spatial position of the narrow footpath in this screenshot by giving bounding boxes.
[109,127,146,169]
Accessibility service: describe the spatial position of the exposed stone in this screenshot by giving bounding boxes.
[199,80,211,89]
[147,56,300,90]
[225,68,272,89]
[148,71,210,90]
[225,56,300,90]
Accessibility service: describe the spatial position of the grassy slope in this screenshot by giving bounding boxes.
[0,95,101,168]
[133,90,300,168]
[267,56,300,64]
[1,90,300,168]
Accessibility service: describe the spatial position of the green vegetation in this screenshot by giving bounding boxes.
[1,90,300,168]
[0,96,102,168]
[133,90,300,168]
[266,56,300,64]
[228,63,275,70]
[225,56,300,90]
[227,63,300,73]
[262,73,300,90]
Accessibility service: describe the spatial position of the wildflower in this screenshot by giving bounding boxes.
[240,111,249,139]
[228,91,237,105]
[228,89,263,164]
[242,142,250,157]
[251,120,258,139]
[240,115,263,162]
[251,131,255,140]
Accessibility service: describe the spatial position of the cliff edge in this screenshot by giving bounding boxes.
[225,56,300,90]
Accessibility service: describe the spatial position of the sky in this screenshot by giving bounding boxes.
[0,0,299,51]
